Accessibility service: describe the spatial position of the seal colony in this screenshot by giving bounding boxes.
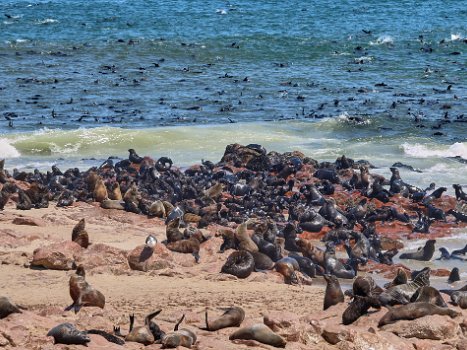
[0,143,466,348]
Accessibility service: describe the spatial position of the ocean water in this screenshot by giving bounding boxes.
[0,0,466,277]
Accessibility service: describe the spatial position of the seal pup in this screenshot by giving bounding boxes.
[451,291,467,309]
[0,296,24,319]
[342,295,381,325]
[120,310,165,345]
[200,306,245,331]
[229,323,286,348]
[221,250,255,279]
[379,267,431,306]
[47,323,90,345]
[161,314,197,349]
[383,268,408,289]
[166,230,206,262]
[166,218,184,243]
[323,274,344,310]
[65,265,105,313]
[410,286,448,307]
[71,218,89,249]
[378,302,460,327]
[399,239,436,261]
[108,181,123,200]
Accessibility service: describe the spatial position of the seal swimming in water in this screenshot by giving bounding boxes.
[221,250,255,279]
[65,265,105,313]
[323,274,344,310]
[115,310,165,345]
[378,302,460,327]
[410,286,447,307]
[47,323,90,345]
[379,267,431,306]
[200,306,245,331]
[161,314,197,349]
[229,323,286,348]
[399,239,436,261]
[0,296,24,319]
[71,218,89,248]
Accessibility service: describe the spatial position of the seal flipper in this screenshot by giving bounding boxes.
[192,252,200,263]
[174,314,186,331]
[86,329,125,345]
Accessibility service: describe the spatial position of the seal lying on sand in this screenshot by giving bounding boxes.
[200,306,245,331]
[65,265,105,313]
[229,323,286,348]
[378,302,460,327]
[47,323,90,345]
[115,310,165,345]
[0,296,24,319]
[221,250,255,279]
[161,314,197,349]
[410,286,447,307]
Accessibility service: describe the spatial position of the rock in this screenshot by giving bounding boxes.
[31,241,82,270]
[78,243,129,274]
[12,217,46,227]
[127,244,174,271]
[381,315,461,340]
[336,330,412,350]
[321,325,350,345]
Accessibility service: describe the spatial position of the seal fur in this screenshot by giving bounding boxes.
[65,265,105,313]
[229,323,286,348]
[201,306,245,331]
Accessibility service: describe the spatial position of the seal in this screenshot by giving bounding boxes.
[229,323,286,348]
[324,242,355,279]
[93,177,108,202]
[399,239,436,261]
[379,267,431,306]
[65,265,105,313]
[221,250,255,279]
[200,306,245,331]
[161,314,197,349]
[166,218,184,243]
[378,302,460,327]
[166,230,206,262]
[410,286,448,307]
[0,296,23,319]
[235,221,259,252]
[71,218,89,249]
[274,257,300,285]
[452,184,467,201]
[342,295,381,325]
[323,274,344,310]
[448,267,460,283]
[148,200,166,217]
[251,251,275,270]
[47,323,90,345]
[108,181,123,200]
[100,199,125,210]
[350,275,384,298]
[383,268,408,289]
[451,291,467,309]
[288,252,319,277]
[128,148,144,164]
[0,183,16,210]
[296,238,325,267]
[118,310,165,345]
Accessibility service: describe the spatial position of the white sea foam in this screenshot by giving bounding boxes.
[369,35,394,46]
[449,33,464,41]
[402,142,467,159]
[37,18,58,25]
[215,9,228,15]
[0,139,21,158]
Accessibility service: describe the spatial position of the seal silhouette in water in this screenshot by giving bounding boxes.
[65,265,105,313]
[200,306,245,331]
[47,323,90,345]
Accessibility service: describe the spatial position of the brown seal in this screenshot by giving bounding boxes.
[0,183,16,210]
[378,302,460,327]
[383,268,408,289]
[342,295,381,325]
[120,310,165,345]
[123,182,140,203]
[235,221,259,252]
[65,265,105,313]
[166,230,206,263]
[221,250,255,279]
[229,323,286,348]
[410,286,447,307]
[108,181,123,200]
[296,238,325,266]
[347,275,384,298]
[451,291,467,309]
[93,177,108,202]
[201,306,245,331]
[166,218,184,243]
[161,314,197,349]
[251,251,275,270]
[148,200,166,217]
[399,239,436,261]
[47,323,90,345]
[323,274,344,310]
[0,296,24,319]
[100,199,125,210]
[274,257,300,285]
[71,218,89,248]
